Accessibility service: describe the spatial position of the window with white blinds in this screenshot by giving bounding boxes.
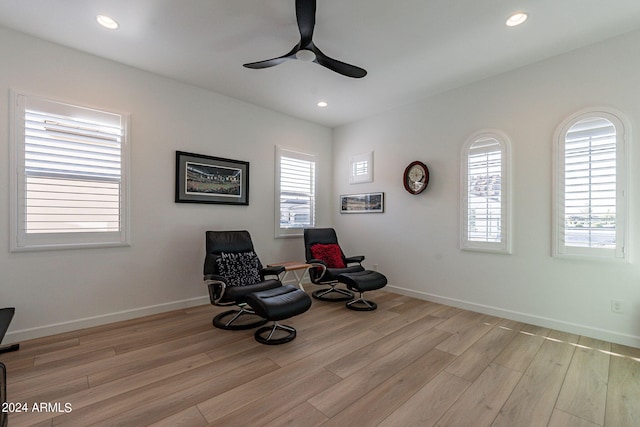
[553,110,627,259]
[352,160,368,177]
[461,131,511,253]
[349,151,373,184]
[275,146,316,237]
[10,92,130,251]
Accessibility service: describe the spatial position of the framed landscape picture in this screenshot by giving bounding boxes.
[340,192,384,213]
[175,151,249,205]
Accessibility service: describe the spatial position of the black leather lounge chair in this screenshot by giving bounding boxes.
[303,227,365,301]
[204,230,284,330]
[204,230,312,344]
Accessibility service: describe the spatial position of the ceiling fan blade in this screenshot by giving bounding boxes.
[243,45,299,69]
[296,0,316,46]
[243,56,291,69]
[312,46,367,79]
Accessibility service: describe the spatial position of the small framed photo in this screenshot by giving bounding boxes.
[340,192,384,214]
[175,151,249,205]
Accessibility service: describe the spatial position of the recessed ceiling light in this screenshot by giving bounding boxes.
[506,12,528,27]
[317,101,328,108]
[96,15,119,30]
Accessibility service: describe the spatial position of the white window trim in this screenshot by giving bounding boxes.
[460,129,512,254]
[9,90,131,252]
[552,107,628,261]
[274,145,316,238]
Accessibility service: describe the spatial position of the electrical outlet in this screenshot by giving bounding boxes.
[611,299,624,314]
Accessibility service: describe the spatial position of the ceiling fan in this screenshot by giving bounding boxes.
[243,0,367,78]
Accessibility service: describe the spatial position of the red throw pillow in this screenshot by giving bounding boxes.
[311,243,346,268]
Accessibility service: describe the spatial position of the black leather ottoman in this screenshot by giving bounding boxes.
[338,270,388,311]
[244,285,312,344]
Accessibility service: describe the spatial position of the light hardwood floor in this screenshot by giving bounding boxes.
[2,290,640,426]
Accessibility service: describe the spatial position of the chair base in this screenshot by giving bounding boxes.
[245,285,311,344]
[0,344,19,354]
[255,322,297,345]
[312,285,354,302]
[346,297,378,311]
[212,307,267,330]
[338,270,386,311]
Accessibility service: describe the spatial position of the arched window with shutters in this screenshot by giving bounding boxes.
[553,109,628,259]
[460,130,511,253]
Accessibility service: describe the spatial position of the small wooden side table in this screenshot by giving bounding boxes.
[267,261,313,291]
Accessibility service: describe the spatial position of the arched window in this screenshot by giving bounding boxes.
[553,109,628,259]
[461,130,511,253]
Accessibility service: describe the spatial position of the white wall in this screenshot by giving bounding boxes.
[0,28,333,342]
[333,30,640,347]
[4,25,640,349]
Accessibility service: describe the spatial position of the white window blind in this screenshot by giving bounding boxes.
[461,131,511,253]
[11,92,130,251]
[275,146,316,237]
[352,160,369,177]
[467,138,502,243]
[349,151,373,184]
[554,110,626,259]
[564,117,616,249]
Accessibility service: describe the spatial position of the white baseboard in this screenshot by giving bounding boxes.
[4,296,210,344]
[387,285,640,349]
[7,287,639,349]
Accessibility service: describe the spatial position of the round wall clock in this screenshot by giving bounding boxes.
[403,161,429,194]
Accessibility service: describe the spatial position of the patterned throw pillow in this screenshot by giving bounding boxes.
[215,251,262,287]
[310,243,346,268]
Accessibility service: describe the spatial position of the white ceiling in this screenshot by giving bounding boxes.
[2,0,640,128]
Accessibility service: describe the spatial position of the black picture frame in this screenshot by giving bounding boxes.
[340,192,385,213]
[175,151,249,205]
